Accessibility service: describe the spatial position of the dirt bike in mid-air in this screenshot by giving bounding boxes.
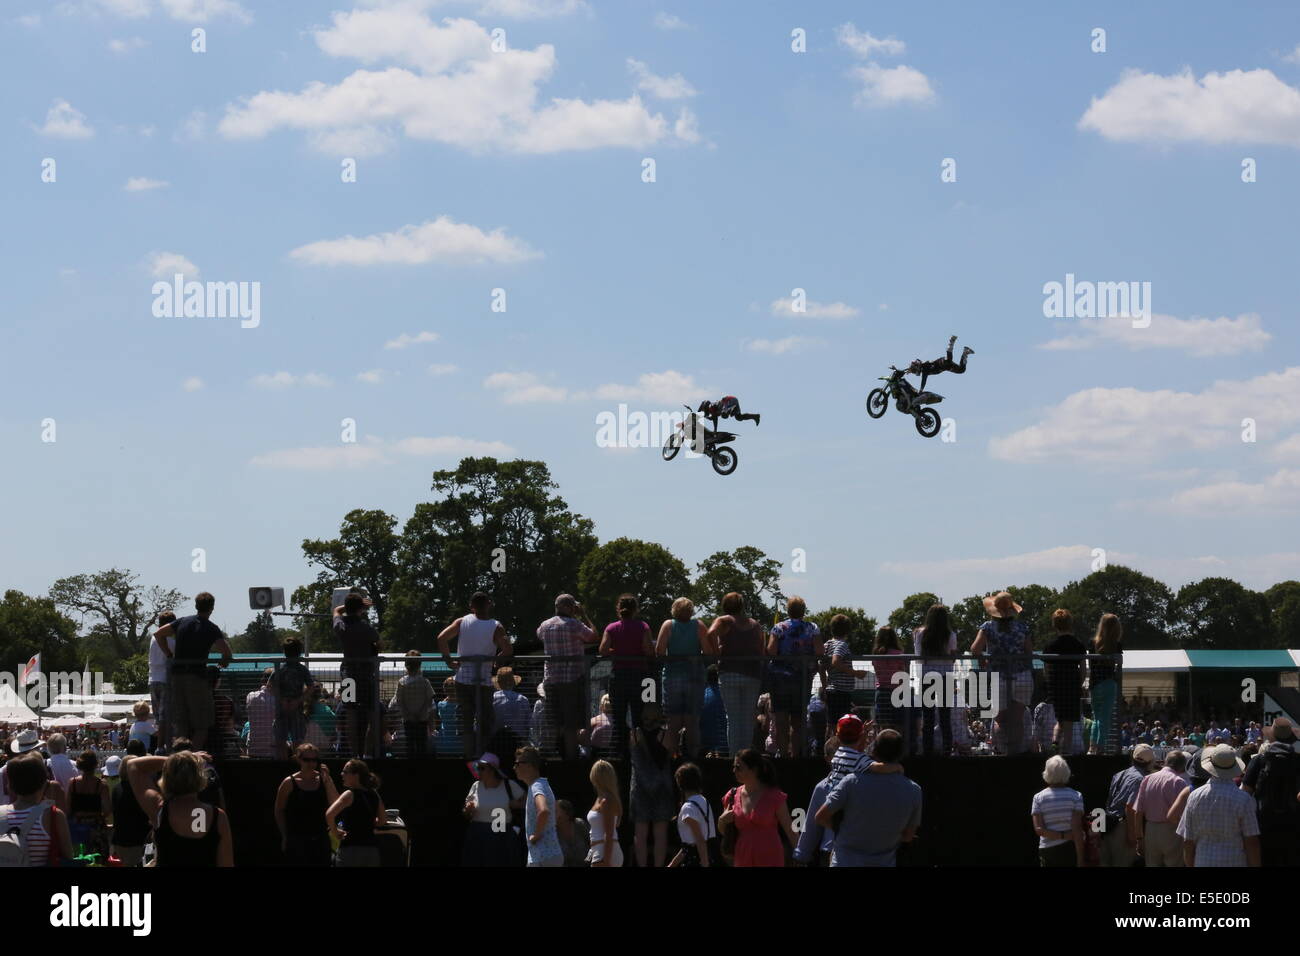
[662,406,739,475]
[866,366,944,438]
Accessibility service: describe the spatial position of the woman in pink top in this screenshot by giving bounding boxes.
[872,626,908,734]
[719,749,796,867]
[598,594,654,760]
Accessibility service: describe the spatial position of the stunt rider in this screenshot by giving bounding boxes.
[697,395,761,432]
[903,336,975,409]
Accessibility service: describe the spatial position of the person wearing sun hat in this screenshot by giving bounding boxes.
[0,729,45,803]
[1175,744,1260,867]
[970,591,1032,754]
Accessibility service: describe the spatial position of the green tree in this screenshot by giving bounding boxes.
[300,509,400,631]
[577,538,691,631]
[807,606,878,655]
[228,611,302,656]
[887,592,940,646]
[1169,577,1273,650]
[1264,581,1300,647]
[692,546,784,622]
[48,569,187,670]
[0,589,82,675]
[948,595,988,652]
[1052,565,1174,650]
[386,458,598,650]
[110,653,150,694]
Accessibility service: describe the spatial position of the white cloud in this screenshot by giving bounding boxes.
[175,110,207,142]
[744,336,820,355]
[428,363,458,376]
[108,36,147,52]
[251,371,333,388]
[673,107,700,143]
[124,176,169,192]
[770,297,860,319]
[37,100,93,139]
[585,370,705,405]
[1272,433,1300,462]
[473,0,586,19]
[1283,45,1300,65]
[384,330,440,349]
[483,371,568,404]
[1165,469,1300,513]
[157,0,250,22]
[219,13,694,155]
[1080,67,1300,147]
[653,12,688,30]
[990,366,1300,464]
[627,58,696,99]
[147,251,199,278]
[836,23,905,58]
[356,369,392,384]
[849,63,935,107]
[1038,313,1271,357]
[182,377,203,391]
[290,216,540,267]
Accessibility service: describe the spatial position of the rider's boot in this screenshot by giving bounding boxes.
[948,335,958,350]
[962,345,975,356]
[753,414,761,426]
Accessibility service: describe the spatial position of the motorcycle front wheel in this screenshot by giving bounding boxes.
[710,446,738,476]
[866,388,888,419]
[662,432,682,461]
[915,408,942,438]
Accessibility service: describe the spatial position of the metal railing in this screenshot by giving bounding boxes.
[152,650,1122,759]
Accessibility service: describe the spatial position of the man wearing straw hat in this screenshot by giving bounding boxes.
[1175,744,1260,867]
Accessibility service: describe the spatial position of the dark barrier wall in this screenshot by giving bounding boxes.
[218,754,1129,866]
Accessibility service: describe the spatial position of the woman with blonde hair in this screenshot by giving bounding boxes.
[586,759,624,867]
[1088,614,1123,755]
[656,597,714,760]
[126,749,233,866]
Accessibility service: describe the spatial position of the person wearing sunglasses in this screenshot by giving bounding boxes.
[274,743,339,866]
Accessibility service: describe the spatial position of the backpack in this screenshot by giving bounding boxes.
[0,801,53,867]
[1255,747,1300,817]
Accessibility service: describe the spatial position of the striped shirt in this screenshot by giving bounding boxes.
[0,802,52,865]
[828,746,873,787]
[1175,779,1260,867]
[825,639,856,693]
[1031,786,1083,848]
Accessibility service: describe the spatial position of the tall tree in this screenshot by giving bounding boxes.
[807,606,878,655]
[386,458,597,650]
[577,538,691,632]
[1052,565,1174,650]
[948,595,988,653]
[1264,581,1300,648]
[229,611,301,655]
[301,509,400,631]
[1169,577,1273,650]
[48,569,187,669]
[887,592,941,646]
[0,590,82,675]
[692,546,784,623]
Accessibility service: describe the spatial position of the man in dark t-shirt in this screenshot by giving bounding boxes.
[154,592,232,751]
[334,592,380,757]
[1042,609,1087,753]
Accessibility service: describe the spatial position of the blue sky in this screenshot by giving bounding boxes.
[3,0,1299,635]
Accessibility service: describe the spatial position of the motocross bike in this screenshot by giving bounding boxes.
[866,366,944,438]
[662,406,739,475]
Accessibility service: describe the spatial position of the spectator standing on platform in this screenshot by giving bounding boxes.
[0,751,74,866]
[392,650,435,758]
[915,605,956,757]
[971,592,1032,755]
[1133,750,1190,867]
[1100,743,1155,866]
[815,729,922,867]
[656,597,713,761]
[327,759,386,867]
[719,749,797,867]
[537,594,599,760]
[1088,613,1123,754]
[586,759,624,867]
[599,594,654,760]
[629,702,674,868]
[871,626,908,736]
[767,597,822,759]
[1042,609,1087,753]
[155,592,232,751]
[461,753,525,868]
[128,750,233,867]
[1177,745,1261,867]
[1240,718,1299,866]
[1030,755,1084,867]
[515,746,563,867]
[699,666,727,757]
[335,592,381,758]
[438,592,512,760]
[824,615,867,736]
[589,694,614,753]
[491,667,533,758]
[274,743,338,867]
[245,669,277,759]
[272,638,316,760]
[709,592,766,758]
[148,611,176,747]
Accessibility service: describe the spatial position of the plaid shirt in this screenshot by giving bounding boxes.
[538,614,594,684]
[245,687,277,758]
[1175,779,1260,867]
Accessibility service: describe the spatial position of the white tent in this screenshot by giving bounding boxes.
[0,684,40,723]
[45,714,89,729]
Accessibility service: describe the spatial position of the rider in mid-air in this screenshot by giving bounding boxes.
[697,395,761,431]
[904,336,975,406]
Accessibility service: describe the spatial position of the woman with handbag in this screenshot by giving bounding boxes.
[718,749,797,867]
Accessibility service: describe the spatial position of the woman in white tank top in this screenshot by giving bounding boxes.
[586,759,624,866]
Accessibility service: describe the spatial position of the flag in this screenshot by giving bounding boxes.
[21,652,41,685]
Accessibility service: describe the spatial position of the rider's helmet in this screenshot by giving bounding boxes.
[697,400,712,414]
[908,359,923,374]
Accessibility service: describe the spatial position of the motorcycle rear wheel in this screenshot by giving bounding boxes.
[710,446,738,476]
[915,408,942,438]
